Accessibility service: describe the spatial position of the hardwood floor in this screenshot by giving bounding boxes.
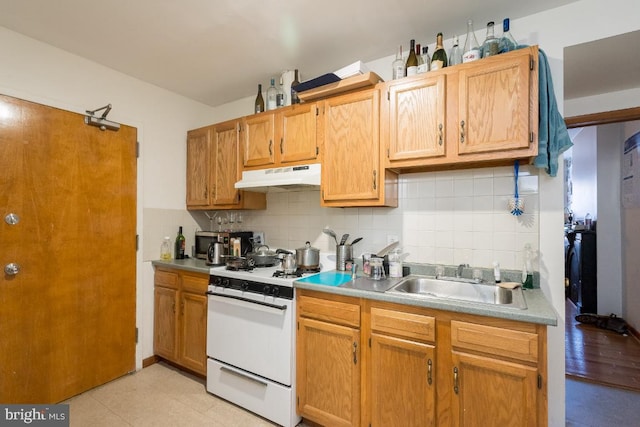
[565,298,640,391]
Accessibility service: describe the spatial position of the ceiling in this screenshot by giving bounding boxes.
[2,0,629,108]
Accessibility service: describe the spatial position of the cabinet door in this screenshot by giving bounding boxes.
[179,291,208,375]
[322,89,380,202]
[451,352,538,427]
[212,120,241,206]
[186,127,211,207]
[153,286,179,361]
[370,333,436,427]
[278,103,318,164]
[457,48,535,155]
[388,74,446,161]
[297,317,361,427]
[243,113,276,167]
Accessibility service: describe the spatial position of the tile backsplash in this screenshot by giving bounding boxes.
[187,165,539,271]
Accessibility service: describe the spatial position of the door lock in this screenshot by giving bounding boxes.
[4,263,20,276]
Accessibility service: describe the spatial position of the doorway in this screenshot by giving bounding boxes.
[0,94,138,403]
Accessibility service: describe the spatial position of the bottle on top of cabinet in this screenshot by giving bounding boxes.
[481,21,500,58]
[254,84,265,114]
[431,32,448,70]
[291,69,301,104]
[276,77,286,107]
[266,78,278,111]
[499,18,518,53]
[462,19,481,63]
[392,45,405,79]
[449,34,463,65]
[405,39,418,76]
[417,46,431,73]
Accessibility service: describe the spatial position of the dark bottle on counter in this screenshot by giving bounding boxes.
[291,69,300,104]
[254,84,265,114]
[175,226,186,259]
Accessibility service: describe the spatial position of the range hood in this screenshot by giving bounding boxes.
[234,163,321,192]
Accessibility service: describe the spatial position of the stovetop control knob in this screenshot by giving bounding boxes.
[271,286,280,297]
[240,281,249,291]
[262,285,271,296]
[213,277,223,286]
[222,278,230,288]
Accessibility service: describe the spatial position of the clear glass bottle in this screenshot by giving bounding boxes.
[392,45,405,80]
[415,43,424,67]
[449,34,463,66]
[276,77,286,107]
[405,39,418,76]
[266,78,277,110]
[462,19,481,63]
[160,236,171,260]
[254,84,264,114]
[388,248,403,278]
[431,32,448,70]
[291,69,300,104]
[499,18,518,53]
[481,21,500,58]
[418,46,431,73]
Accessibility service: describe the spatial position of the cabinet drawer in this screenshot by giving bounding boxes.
[155,269,179,289]
[181,272,209,294]
[371,307,435,343]
[298,294,360,328]
[451,320,538,363]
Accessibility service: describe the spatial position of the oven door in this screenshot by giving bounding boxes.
[206,288,293,386]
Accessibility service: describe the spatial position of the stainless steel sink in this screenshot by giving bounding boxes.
[386,276,527,310]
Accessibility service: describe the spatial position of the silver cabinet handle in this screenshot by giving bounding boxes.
[438,124,443,146]
[453,366,459,394]
[427,359,433,385]
[460,120,466,143]
[5,263,20,276]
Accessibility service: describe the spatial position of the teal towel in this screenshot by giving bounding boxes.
[534,48,573,177]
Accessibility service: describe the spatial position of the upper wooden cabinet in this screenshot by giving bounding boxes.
[242,102,320,169]
[457,47,538,158]
[383,46,539,170]
[321,88,398,207]
[186,121,266,210]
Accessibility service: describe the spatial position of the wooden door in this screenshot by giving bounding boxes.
[212,120,240,206]
[322,89,380,203]
[0,94,137,403]
[186,127,211,207]
[243,113,275,168]
[388,75,446,161]
[451,352,538,427]
[369,334,436,427]
[278,103,318,164]
[457,48,535,155]
[297,317,361,427]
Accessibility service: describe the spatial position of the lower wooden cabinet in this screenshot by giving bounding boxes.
[296,290,548,427]
[154,268,208,375]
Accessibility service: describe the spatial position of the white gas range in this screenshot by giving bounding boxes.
[205,254,332,427]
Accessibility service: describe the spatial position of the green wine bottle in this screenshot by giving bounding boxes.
[175,226,186,259]
[254,84,265,114]
[431,33,448,70]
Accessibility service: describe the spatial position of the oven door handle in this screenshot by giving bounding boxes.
[207,291,288,312]
[219,365,269,387]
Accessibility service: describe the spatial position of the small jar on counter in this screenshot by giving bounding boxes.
[388,248,403,278]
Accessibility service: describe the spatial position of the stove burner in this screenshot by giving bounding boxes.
[272,270,301,278]
[226,265,254,272]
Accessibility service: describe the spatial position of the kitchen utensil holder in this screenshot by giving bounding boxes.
[336,244,352,271]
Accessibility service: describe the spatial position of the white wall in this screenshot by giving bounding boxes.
[570,126,598,220]
[565,88,640,117]
[596,124,624,316]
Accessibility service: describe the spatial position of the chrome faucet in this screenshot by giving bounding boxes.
[456,264,469,278]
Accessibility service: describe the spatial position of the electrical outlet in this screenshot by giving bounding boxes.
[387,235,399,244]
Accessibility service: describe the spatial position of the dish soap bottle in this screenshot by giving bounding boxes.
[160,237,172,260]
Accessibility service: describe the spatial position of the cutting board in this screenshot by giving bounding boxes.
[296,271,353,287]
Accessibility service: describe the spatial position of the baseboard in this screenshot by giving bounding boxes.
[142,355,159,368]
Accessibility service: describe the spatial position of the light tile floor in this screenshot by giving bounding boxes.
[64,363,284,426]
